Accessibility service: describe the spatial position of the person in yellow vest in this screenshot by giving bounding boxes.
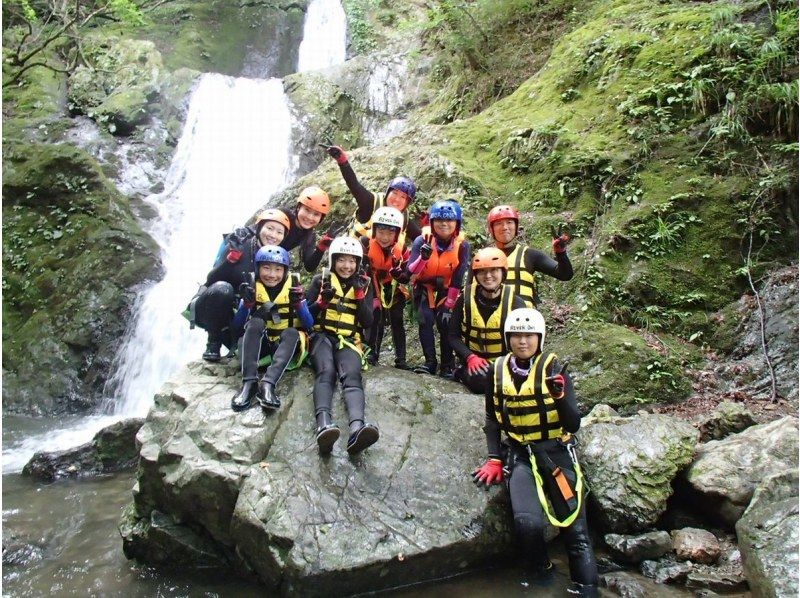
[231,246,313,412]
[307,236,379,455]
[487,205,573,307]
[359,206,412,369]
[407,199,471,378]
[472,308,598,596]
[448,248,527,394]
[324,144,423,241]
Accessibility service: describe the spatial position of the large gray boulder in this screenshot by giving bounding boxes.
[683,417,798,527]
[578,406,699,532]
[121,360,517,594]
[735,470,799,597]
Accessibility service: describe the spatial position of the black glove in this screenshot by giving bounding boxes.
[289,285,305,307]
[436,306,453,328]
[239,283,255,307]
[545,361,570,398]
[419,241,433,260]
[317,281,335,307]
[353,273,371,299]
[253,301,277,322]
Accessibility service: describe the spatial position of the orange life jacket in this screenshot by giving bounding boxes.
[412,234,464,308]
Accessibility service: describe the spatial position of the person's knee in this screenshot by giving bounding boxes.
[196,281,236,330]
[280,327,300,344]
[245,316,265,330]
[514,512,545,540]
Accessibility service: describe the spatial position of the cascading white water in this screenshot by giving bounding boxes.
[297,0,347,72]
[2,2,349,473]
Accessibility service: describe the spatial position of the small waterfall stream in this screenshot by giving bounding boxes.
[2,1,348,473]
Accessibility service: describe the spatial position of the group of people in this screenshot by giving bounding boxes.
[185,146,598,596]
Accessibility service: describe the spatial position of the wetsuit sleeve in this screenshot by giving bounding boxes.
[511,295,528,310]
[295,301,314,329]
[306,275,323,318]
[484,382,503,458]
[526,247,573,281]
[447,295,472,362]
[299,229,324,272]
[451,240,471,290]
[204,258,248,290]
[550,357,581,433]
[407,235,424,263]
[338,162,375,223]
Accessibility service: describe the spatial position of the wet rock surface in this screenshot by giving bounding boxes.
[578,406,699,533]
[671,527,720,565]
[604,531,673,563]
[695,401,757,442]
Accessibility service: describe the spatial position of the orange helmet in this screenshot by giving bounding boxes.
[255,208,291,233]
[487,205,519,236]
[297,186,331,216]
[471,247,508,271]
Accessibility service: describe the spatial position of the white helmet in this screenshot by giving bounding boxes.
[504,308,546,350]
[328,235,363,269]
[371,207,404,238]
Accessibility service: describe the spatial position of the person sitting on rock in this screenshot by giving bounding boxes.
[192,208,292,362]
[486,204,573,307]
[473,308,598,596]
[358,206,411,369]
[448,247,527,394]
[324,144,422,242]
[231,245,313,412]
[407,199,471,379]
[307,236,379,455]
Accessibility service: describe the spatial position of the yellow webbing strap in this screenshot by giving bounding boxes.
[530,451,585,528]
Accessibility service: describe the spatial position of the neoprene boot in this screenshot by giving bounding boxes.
[347,421,380,454]
[439,362,456,380]
[567,582,598,597]
[231,381,257,411]
[203,338,222,362]
[315,412,340,455]
[258,380,281,411]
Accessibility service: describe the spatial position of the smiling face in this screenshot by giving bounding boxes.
[334,254,358,279]
[259,221,286,246]
[508,332,540,360]
[296,204,323,230]
[475,267,504,293]
[259,262,286,287]
[491,218,517,245]
[432,219,456,240]
[385,189,410,211]
[374,225,398,248]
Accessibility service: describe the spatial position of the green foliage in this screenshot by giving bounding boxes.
[342,0,381,54]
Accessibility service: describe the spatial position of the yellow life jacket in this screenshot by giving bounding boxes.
[314,270,362,346]
[493,352,563,444]
[505,244,537,307]
[462,283,515,359]
[254,273,304,342]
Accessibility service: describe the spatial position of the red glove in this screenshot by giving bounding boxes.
[316,232,334,252]
[326,145,349,165]
[551,225,571,255]
[443,287,460,310]
[472,458,504,489]
[352,273,371,300]
[226,249,243,263]
[289,285,305,308]
[466,353,490,376]
[372,297,382,310]
[545,361,569,399]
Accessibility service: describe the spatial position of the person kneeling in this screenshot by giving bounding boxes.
[307,237,379,456]
[232,245,312,412]
[472,308,599,597]
[448,247,526,393]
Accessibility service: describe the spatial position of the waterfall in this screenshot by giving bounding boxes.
[2,1,349,473]
[297,0,347,72]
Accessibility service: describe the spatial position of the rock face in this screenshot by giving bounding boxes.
[735,470,799,598]
[671,528,720,565]
[695,401,756,442]
[683,416,799,527]
[604,531,673,563]
[22,418,144,481]
[578,406,699,532]
[121,360,517,594]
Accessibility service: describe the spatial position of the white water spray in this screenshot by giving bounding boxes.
[297,0,347,72]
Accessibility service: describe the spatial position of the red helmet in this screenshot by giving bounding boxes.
[487,205,519,229]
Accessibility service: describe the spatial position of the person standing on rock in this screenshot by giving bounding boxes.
[191,208,292,362]
[307,236,380,455]
[324,144,423,242]
[230,245,313,412]
[448,248,527,393]
[473,308,598,596]
[357,206,412,369]
[407,199,471,379]
[487,205,574,307]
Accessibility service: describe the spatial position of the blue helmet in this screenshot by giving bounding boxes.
[386,176,417,202]
[429,199,462,224]
[254,245,291,271]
